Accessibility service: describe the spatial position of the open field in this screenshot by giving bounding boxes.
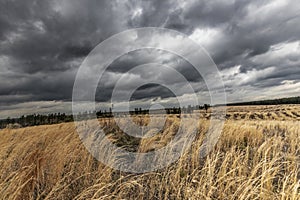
[0,105,299,199]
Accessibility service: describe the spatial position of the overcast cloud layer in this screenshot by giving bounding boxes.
[0,0,300,118]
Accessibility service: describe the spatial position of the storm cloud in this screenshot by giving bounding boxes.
[0,0,300,118]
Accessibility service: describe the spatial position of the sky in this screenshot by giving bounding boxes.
[0,0,300,118]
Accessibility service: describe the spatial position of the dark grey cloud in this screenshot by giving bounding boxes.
[0,0,300,117]
[94,48,206,103]
[0,0,125,74]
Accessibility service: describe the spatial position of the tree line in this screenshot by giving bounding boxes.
[0,104,211,129]
[225,96,300,106]
[0,113,74,129]
[1,96,299,129]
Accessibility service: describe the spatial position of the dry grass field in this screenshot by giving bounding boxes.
[0,105,299,200]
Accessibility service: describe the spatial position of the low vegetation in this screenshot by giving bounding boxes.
[0,105,299,199]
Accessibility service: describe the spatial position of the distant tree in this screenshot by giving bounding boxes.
[187,105,192,114]
[6,117,11,124]
[204,104,210,113]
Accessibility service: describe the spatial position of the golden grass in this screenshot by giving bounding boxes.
[0,105,299,199]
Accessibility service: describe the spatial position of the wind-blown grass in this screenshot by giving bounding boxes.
[0,105,299,199]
